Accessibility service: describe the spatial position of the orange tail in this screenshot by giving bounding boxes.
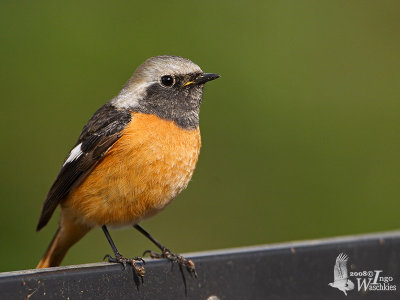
[37,212,92,268]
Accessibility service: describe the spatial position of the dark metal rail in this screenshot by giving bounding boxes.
[2,231,400,299]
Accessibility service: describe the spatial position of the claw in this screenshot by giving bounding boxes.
[143,250,163,259]
[104,253,145,277]
[182,257,197,278]
[135,257,146,265]
[142,250,151,256]
[143,248,197,277]
[132,260,146,278]
[103,254,112,261]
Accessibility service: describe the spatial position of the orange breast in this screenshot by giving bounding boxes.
[63,112,201,227]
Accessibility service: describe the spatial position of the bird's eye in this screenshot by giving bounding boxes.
[161,75,174,87]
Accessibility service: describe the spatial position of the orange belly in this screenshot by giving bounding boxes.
[63,112,201,227]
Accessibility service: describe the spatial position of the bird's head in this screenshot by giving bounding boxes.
[112,55,220,129]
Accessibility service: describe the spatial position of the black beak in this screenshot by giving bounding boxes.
[194,73,220,85]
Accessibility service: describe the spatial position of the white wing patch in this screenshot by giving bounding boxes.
[63,143,83,166]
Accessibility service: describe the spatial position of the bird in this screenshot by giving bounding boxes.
[328,253,355,296]
[36,55,219,277]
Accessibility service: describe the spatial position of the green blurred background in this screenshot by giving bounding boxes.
[1,1,400,272]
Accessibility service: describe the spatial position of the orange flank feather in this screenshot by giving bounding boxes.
[37,113,201,268]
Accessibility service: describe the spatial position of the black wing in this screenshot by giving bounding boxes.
[36,103,132,231]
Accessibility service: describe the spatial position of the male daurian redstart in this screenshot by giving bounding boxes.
[36,55,219,276]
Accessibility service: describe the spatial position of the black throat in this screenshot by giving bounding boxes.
[133,82,203,130]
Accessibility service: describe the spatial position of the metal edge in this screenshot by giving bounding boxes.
[2,230,400,277]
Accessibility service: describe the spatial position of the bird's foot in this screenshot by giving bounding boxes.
[143,248,197,278]
[104,253,145,278]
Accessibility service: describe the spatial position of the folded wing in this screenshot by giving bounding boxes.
[36,103,131,231]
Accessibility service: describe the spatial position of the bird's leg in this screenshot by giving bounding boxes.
[102,225,145,278]
[133,224,197,278]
